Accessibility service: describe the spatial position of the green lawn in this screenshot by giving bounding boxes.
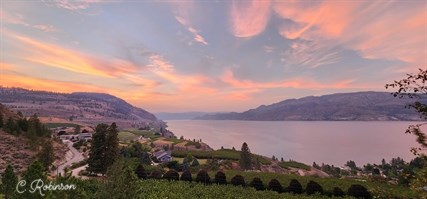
[172,149,271,165]
[126,129,161,140]
[118,131,139,143]
[173,157,208,165]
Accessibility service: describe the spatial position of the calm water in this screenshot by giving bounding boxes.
[166,120,421,166]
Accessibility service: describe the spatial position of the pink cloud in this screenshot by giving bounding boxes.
[274,1,426,66]
[230,0,271,38]
[221,69,360,90]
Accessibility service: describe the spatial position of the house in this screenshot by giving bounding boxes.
[153,150,172,162]
[79,132,92,141]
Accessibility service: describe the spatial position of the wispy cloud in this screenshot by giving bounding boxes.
[9,33,137,78]
[175,16,208,45]
[43,0,103,10]
[1,10,59,32]
[274,1,426,66]
[230,0,271,38]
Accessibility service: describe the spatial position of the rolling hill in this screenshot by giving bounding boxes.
[0,87,164,129]
[195,91,427,121]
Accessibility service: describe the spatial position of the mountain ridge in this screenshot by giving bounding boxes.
[195,91,427,121]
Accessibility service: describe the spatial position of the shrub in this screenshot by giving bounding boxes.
[288,179,303,194]
[195,170,210,184]
[333,187,345,197]
[180,170,192,182]
[149,169,163,179]
[135,164,147,179]
[230,175,245,186]
[163,169,179,181]
[306,180,323,195]
[268,179,283,193]
[214,171,227,185]
[249,177,264,190]
[347,184,371,199]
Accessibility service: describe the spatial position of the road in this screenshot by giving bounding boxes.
[57,140,85,176]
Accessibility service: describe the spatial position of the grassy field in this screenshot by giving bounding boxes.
[212,170,415,199]
[118,131,139,143]
[126,129,161,140]
[279,161,311,170]
[164,138,185,145]
[173,157,208,165]
[172,149,271,165]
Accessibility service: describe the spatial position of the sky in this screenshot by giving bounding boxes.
[0,0,426,112]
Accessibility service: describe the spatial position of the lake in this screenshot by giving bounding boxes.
[166,120,421,166]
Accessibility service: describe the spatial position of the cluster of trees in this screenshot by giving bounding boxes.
[0,161,47,199]
[86,123,119,175]
[0,112,54,171]
[0,112,50,139]
[120,142,152,165]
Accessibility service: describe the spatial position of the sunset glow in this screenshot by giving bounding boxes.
[1,0,426,112]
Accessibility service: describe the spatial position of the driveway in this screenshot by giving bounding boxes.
[57,140,85,176]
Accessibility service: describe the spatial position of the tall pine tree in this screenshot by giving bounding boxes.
[0,113,4,129]
[20,161,46,199]
[97,158,141,198]
[1,164,18,199]
[105,123,119,169]
[38,141,54,171]
[239,142,252,170]
[87,124,108,175]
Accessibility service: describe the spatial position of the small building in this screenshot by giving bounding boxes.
[79,132,92,141]
[153,150,172,162]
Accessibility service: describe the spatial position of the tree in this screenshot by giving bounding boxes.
[38,140,54,171]
[87,124,108,175]
[74,125,81,134]
[386,68,427,156]
[288,179,303,194]
[214,171,227,185]
[191,158,200,167]
[333,187,345,197]
[346,160,357,170]
[149,169,163,179]
[0,113,3,129]
[98,158,141,199]
[249,177,264,190]
[4,117,19,135]
[386,68,427,195]
[163,170,179,181]
[230,175,245,186]
[20,161,46,199]
[1,165,18,199]
[268,179,283,193]
[347,184,372,199]
[239,142,252,170]
[306,180,323,195]
[180,170,192,182]
[135,164,147,179]
[105,123,119,169]
[195,170,210,184]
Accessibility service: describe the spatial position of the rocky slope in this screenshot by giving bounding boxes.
[196,91,427,121]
